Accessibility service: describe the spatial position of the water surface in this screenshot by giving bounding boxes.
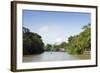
[23,52,90,62]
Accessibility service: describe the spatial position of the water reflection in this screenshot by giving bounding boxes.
[23,52,90,62]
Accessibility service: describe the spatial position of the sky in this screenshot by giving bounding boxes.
[23,10,91,45]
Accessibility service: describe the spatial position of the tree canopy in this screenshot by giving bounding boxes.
[66,24,91,54]
[23,23,91,55]
[23,27,45,55]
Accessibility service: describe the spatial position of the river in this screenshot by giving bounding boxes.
[23,52,90,62]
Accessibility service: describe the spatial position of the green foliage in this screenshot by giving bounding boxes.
[45,42,67,52]
[23,27,44,55]
[60,42,67,48]
[66,24,91,54]
[23,23,91,55]
[45,44,52,51]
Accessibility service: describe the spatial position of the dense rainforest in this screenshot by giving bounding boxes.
[23,24,91,55]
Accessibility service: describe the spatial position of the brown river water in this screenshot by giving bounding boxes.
[23,52,90,62]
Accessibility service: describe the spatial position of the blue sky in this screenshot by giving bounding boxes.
[23,10,91,45]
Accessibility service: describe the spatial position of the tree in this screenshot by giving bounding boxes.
[66,36,78,54]
[66,24,91,54]
[23,27,45,55]
[45,44,52,51]
[80,24,91,51]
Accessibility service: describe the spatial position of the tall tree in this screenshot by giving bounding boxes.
[23,27,45,55]
[66,24,91,54]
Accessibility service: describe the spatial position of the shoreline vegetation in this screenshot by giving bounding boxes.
[23,24,91,58]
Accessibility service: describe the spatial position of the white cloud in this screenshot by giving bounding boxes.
[55,38,63,45]
[38,25,49,34]
[37,25,67,45]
